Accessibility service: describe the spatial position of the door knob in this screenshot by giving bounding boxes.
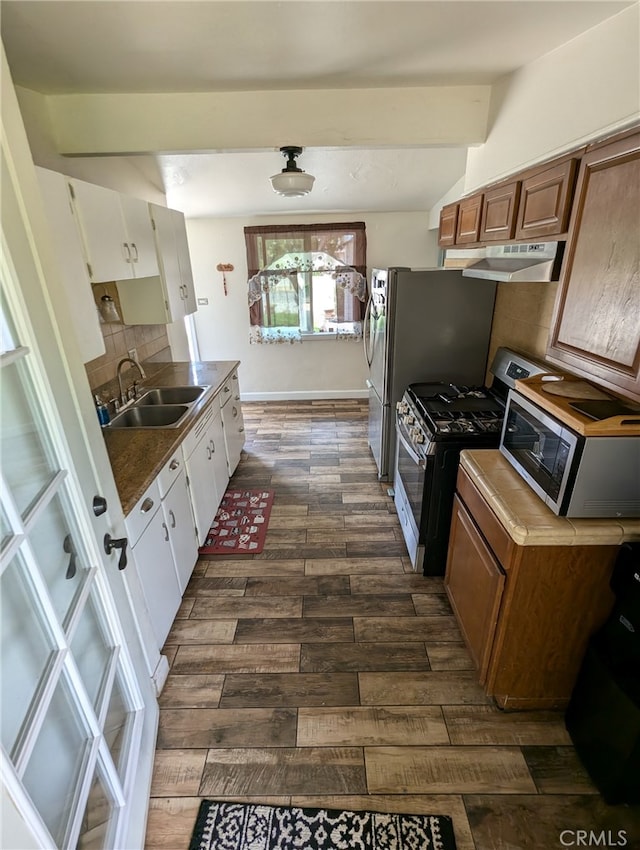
[92,496,107,516]
[103,534,128,570]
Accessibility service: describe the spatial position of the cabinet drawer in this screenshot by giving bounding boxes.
[182,402,217,459]
[125,478,161,547]
[456,466,513,567]
[157,450,184,498]
[220,371,239,407]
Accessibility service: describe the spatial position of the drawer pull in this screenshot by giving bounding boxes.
[162,522,169,542]
[140,497,154,513]
[169,509,176,529]
[169,459,180,470]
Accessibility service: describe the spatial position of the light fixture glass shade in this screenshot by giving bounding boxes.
[270,170,315,197]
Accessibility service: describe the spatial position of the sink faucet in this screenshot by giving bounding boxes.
[116,357,147,405]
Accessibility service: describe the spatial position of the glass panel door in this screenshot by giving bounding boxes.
[1,196,146,849]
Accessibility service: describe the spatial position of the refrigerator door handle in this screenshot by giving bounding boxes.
[363,297,374,367]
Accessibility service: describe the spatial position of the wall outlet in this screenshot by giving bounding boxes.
[128,348,138,361]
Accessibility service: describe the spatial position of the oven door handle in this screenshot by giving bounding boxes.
[396,424,427,468]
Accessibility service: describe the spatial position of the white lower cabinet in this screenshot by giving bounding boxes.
[220,371,245,475]
[125,452,198,648]
[183,400,229,545]
[159,454,199,595]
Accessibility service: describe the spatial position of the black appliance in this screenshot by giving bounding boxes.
[393,347,549,575]
[565,542,640,805]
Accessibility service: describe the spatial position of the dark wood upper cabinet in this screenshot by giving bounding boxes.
[547,131,640,401]
[438,202,459,247]
[455,194,483,244]
[479,181,521,242]
[514,159,578,240]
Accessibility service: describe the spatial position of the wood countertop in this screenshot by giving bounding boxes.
[459,449,640,547]
[103,360,239,516]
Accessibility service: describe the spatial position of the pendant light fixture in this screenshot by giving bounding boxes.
[270,146,315,197]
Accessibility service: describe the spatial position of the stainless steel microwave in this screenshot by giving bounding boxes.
[499,391,640,518]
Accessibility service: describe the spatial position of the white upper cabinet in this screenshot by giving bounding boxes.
[69,178,159,282]
[172,209,197,315]
[117,204,197,325]
[149,204,197,318]
[35,167,106,363]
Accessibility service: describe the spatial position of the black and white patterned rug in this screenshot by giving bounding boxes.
[189,800,457,850]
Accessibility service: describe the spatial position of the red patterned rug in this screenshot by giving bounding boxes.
[198,489,274,555]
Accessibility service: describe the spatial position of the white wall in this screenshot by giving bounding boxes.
[187,212,438,399]
[464,5,640,191]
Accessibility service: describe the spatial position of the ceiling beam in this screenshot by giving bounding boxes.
[45,86,491,156]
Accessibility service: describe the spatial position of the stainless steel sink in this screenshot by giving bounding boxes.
[134,385,208,406]
[108,404,190,429]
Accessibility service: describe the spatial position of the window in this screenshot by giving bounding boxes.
[244,222,367,343]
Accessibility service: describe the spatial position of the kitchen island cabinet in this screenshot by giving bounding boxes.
[546,130,640,401]
[445,450,640,710]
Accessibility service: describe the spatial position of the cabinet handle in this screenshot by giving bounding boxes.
[130,242,139,262]
[206,446,212,460]
[224,386,231,393]
[162,522,169,542]
[123,242,132,263]
[169,509,176,529]
[232,406,238,418]
[209,439,215,452]
[169,459,180,470]
[104,533,128,570]
[92,495,107,516]
[141,497,154,513]
[239,427,245,433]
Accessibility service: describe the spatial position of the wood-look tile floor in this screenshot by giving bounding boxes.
[144,400,640,850]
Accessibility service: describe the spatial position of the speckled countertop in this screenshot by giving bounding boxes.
[460,449,640,546]
[103,360,239,516]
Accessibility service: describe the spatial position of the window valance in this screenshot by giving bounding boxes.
[244,223,367,344]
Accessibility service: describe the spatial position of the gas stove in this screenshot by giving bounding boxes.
[398,382,505,451]
[393,347,552,576]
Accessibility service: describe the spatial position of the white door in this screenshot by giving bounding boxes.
[1,89,157,850]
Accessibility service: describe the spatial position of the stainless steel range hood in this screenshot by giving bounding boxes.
[455,241,564,283]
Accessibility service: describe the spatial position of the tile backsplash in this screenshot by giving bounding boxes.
[486,280,559,377]
[85,281,171,397]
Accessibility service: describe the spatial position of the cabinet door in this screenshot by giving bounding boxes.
[184,421,222,545]
[163,470,198,594]
[36,168,105,363]
[445,495,505,684]
[547,132,640,400]
[208,407,230,501]
[479,181,520,242]
[69,179,133,282]
[119,195,159,278]
[514,159,577,240]
[221,375,245,475]
[438,202,459,247]
[149,203,184,320]
[130,506,182,649]
[455,194,483,244]
[173,209,197,315]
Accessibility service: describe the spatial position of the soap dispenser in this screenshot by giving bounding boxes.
[95,394,110,427]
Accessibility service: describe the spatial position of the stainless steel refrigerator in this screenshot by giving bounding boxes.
[364,267,497,480]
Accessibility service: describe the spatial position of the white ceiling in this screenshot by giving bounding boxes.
[2,1,634,217]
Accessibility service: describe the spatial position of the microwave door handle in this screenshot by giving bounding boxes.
[396,425,426,468]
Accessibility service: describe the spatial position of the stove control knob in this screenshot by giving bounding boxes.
[403,415,415,426]
[412,428,425,444]
[396,401,407,413]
